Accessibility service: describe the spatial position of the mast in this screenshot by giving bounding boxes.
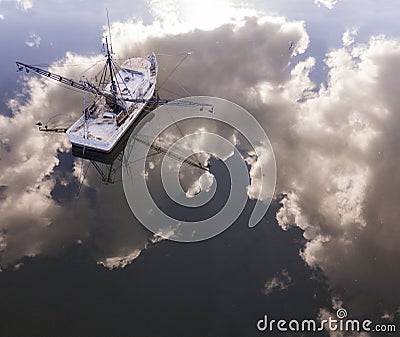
[105,36,117,99]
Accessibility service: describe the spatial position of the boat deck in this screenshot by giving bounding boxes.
[66,53,158,152]
[72,116,117,142]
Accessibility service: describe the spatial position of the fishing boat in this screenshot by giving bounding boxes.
[17,31,158,153]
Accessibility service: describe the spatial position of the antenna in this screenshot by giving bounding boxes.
[106,8,113,54]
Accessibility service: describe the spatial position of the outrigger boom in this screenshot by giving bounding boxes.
[15,62,213,112]
[16,61,103,96]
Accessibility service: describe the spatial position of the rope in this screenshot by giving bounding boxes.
[157,53,190,90]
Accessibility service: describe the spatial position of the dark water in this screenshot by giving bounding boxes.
[0,200,331,337]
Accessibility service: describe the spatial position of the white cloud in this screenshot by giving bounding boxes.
[97,249,142,270]
[342,28,358,47]
[16,0,33,11]
[274,35,400,314]
[186,171,214,197]
[97,225,182,270]
[147,0,258,32]
[151,226,179,242]
[0,14,4,20]
[313,0,338,9]
[246,144,276,202]
[12,262,24,271]
[263,269,292,295]
[25,33,41,48]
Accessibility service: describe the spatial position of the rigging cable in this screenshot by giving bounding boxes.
[157,53,191,91]
[163,103,204,167]
[76,159,91,197]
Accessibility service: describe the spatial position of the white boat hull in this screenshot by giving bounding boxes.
[66,53,158,153]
